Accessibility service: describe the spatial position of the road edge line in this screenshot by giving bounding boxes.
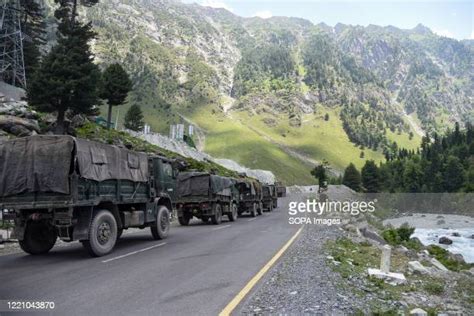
[219,226,303,316]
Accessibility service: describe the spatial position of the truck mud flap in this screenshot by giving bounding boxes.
[72,208,93,241]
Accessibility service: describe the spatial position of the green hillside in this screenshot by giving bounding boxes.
[82,0,472,185]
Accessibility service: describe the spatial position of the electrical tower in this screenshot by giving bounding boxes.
[0,0,26,89]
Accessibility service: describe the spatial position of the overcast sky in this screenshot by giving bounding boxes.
[182,0,473,40]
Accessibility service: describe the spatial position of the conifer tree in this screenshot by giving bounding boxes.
[361,160,380,193]
[342,163,361,192]
[20,0,47,78]
[99,63,132,129]
[26,0,100,134]
[124,104,144,132]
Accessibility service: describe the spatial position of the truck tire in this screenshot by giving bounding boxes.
[178,213,191,226]
[151,205,170,240]
[82,209,117,257]
[211,204,222,225]
[228,203,238,222]
[250,203,257,217]
[19,221,57,255]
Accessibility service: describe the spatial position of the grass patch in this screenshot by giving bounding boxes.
[423,280,445,295]
[184,104,317,185]
[232,106,385,171]
[427,245,474,272]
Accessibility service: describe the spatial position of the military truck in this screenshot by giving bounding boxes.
[0,136,176,257]
[176,172,239,225]
[235,178,263,217]
[262,184,278,212]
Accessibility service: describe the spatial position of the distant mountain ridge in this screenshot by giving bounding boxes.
[44,0,473,184]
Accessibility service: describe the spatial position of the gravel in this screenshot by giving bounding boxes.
[240,224,371,314]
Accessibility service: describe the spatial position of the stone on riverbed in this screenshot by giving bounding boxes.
[439,236,453,245]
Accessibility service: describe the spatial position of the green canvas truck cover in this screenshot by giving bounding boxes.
[75,138,148,183]
[177,172,234,197]
[0,135,149,197]
[0,135,75,197]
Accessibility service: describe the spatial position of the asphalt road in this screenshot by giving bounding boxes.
[0,194,302,316]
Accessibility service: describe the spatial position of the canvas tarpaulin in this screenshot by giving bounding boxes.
[0,136,74,197]
[177,172,234,197]
[0,136,149,197]
[75,138,148,183]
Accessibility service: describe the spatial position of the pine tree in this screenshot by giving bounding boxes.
[342,163,361,191]
[361,160,380,193]
[20,0,47,78]
[99,63,132,129]
[26,0,100,134]
[403,160,423,192]
[124,104,144,132]
[443,156,465,192]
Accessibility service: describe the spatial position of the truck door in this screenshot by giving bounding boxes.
[154,159,177,201]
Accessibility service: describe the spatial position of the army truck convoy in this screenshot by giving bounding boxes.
[0,136,282,257]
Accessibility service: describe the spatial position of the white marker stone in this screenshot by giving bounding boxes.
[380,245,391,273]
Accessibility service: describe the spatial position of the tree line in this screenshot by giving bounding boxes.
[22,0,143,134]
[339,122,473,193]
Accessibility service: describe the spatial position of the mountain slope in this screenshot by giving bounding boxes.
[74,0,472,184]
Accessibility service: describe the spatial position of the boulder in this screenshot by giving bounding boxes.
[367,268,406,284]
[430,258,449,272]
[408,261,430,275]
[409,308,428,316]
[447,252,465,264]
[439,236,453,245]
[451,232,460,237]
[0,115,40,136]
[436,219,446,225]
[71,114,87,128]
[360,227,386,245]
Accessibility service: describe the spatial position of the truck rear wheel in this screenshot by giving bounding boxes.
[228,203,238,222]
[211,204,222,225]
[19,221,57,255]
[82,209,117,257]
[151,205,170,240]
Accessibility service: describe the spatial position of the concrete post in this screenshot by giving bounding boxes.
[380,245,391,273]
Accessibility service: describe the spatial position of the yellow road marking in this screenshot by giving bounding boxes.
[219,226,303,316]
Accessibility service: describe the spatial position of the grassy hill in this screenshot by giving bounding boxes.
[102,101,421,185]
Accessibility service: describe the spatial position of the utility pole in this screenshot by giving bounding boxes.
[0,0,26,89]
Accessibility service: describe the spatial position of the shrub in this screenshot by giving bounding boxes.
[424,281,444,295]
[382,223,415,246]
